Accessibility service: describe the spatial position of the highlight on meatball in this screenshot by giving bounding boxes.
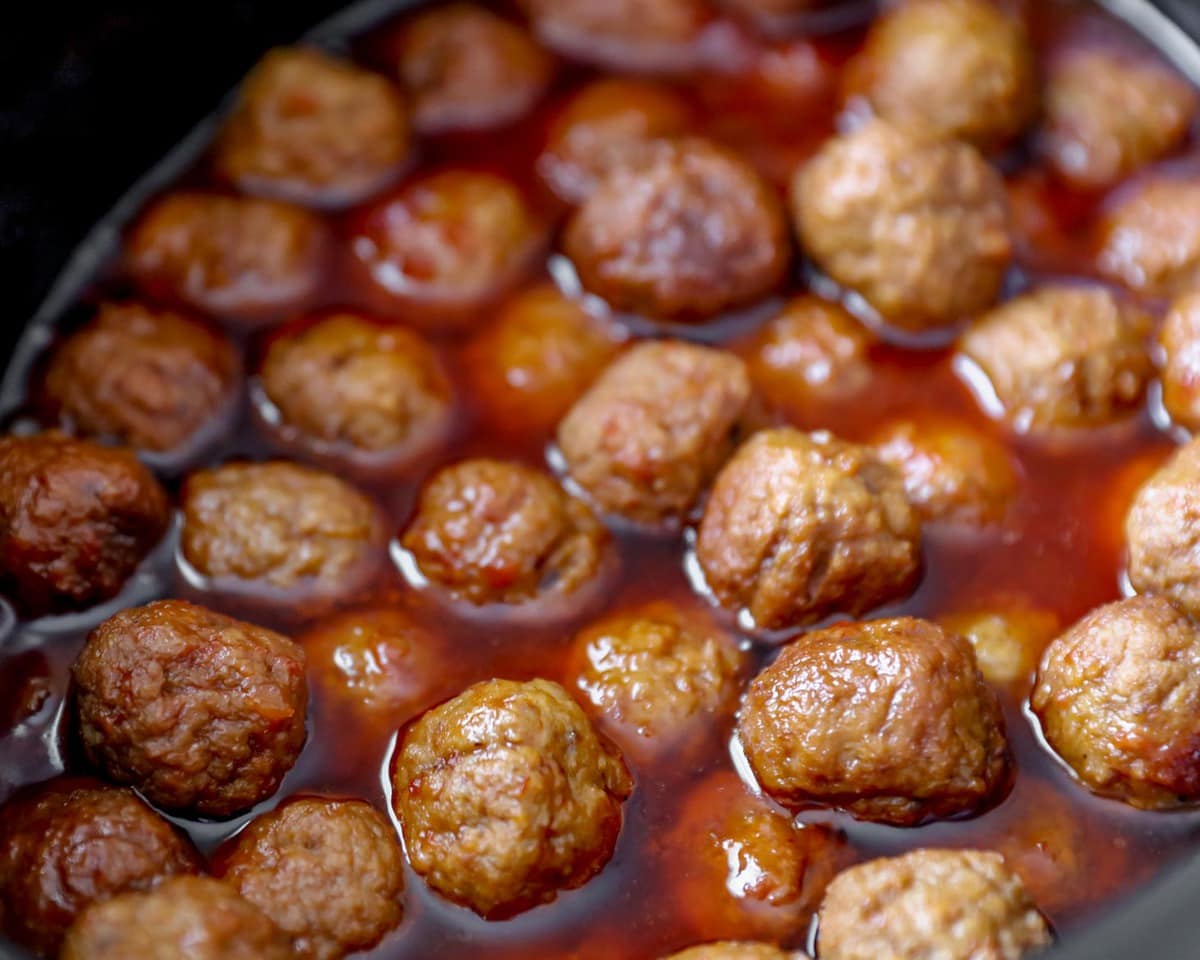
[817,849,1052,960]
[957,284,1153,433]
[695,429,921,632]
[1160,290,1200,431]
[564,137,791,322]
[1097,176,1200,299]
[215,797,405,960]
[391,678,632,918]
[0,777,200,956]
[738,617,1008,825]
[215,47,411,208]
[556,340,752,526]
[72,599,308,818]
[793,119,1011,335]
[938,603,1060,696]
[661,944,794,960]
[0,432,169,617]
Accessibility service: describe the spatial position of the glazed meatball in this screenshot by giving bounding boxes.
[0,433,169,617]
[215,47,410,208]
[662,944,793,960]
[845,0,1036,150]
[60,876,291,960]
[1041,46,1196,189]
[391,678,632,917]
[0,778,200,956]
[817,850,1051,960]
[1097,177,1200,299]
[1032,595,1200,809]
[938,604,1059,695]
[180,461,385,601]
[258,313,453,471]
[696,429,921,632]
[41,301,240,455]
[870,418,1019,527]
[958,285,1153,432]
[72,599,308,818]
[793,119,1011,334]
[556,340,752,526]
[1160,290,1200,430]
[539,79,693,205]
[564,138,791,322]
[738,618,1008,825]
[215,798,404,960]
[400,459,610,609]
[126,192,329,323]
[394,4,552,134]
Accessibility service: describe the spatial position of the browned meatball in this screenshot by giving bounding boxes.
[844,0,1036,150]
[1097,177,1200,299]
[662,944,794,960]
[958,285,1153,432]
[539,79,693,205]
[1161,290,1200,430]
[60,876,292,960]
[393,3,552,134]
[126,192,329,323]
[180,461,385,601]
[556,341,752,526]
[215,797,404,960]
[0,778,200,956]
[1040,46,1196,189]
[794,119,1011,334]
[564,138,791,322]
[72,599,308,818]
[738,618,1008,825]
[400,459,610,610]
[938,603,1059,696]
[40,301,240,456]
[258,313,453,473]
[696,429,921,632]
[817,850,1052,960]
[391,678,632,918]
[215,47,410,208]
[0,433,169,617]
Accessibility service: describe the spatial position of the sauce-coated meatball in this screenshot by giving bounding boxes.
[215,797,405,960]
[1098,177,1200,299]
[564,138,790,322]
[215,47,410,208]
[738,618,1008,825]
[72,599,308,818]
[662,944,793,960]
[938,604,1059,695]
[1160,290,1200,430]
[391,678,632,917]
[0,778,200,956]
[696,429,920,632]
[0,433,169,617]
[817,850,1051,960]
[557,340,752,526]
[958,285,1152,432]
[794,119,1011,334]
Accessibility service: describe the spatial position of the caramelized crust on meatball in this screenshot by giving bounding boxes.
[1098,177,1200,299]
[1159,290,1200,430]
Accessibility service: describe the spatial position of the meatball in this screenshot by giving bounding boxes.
[40,301,240,456]
[0,778,200,956]
[72,599,308,818]
[391,678,632,917]
[556,340,752,526]
[695,429,921,632]
[844,0,1036,150]
[258,313,453,472]
[564,138,791,322]
[215,47,410,208]
[60,876,291,960]
[870,418,1019,527]
[738,618,1008,825]
[539,79,693,205]
[567,600,746,760]
[350,170,545,328]
[817,850,1051,960]
[958,285,1153,432]
[793,119,1011,334]
[938,604,1059,695]
[1161,290,1200,430]
[0,433,169,617]
[662,945,793,960]
[400,459,610,610]
[215,798,404,960]
[1097,177,1200,299]
[1041,46,1196,189]
[180,461,385,602]
[126,192,329,323]
[393,4,552,134]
